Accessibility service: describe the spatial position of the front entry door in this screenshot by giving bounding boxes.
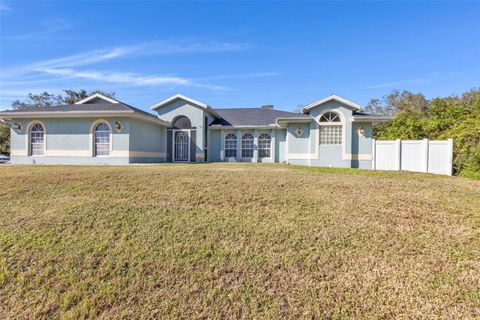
[173,130,190,162]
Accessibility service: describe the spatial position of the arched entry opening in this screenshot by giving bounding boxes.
[171,116,192,162]
[172,116,192,129]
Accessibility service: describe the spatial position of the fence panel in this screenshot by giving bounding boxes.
[372,139,453,176]
[428,141,453,175]
[374,141,399,171]
[401,140,427,173]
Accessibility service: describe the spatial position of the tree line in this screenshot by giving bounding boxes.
[365,89,480,178]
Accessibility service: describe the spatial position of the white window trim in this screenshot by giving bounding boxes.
[90,119,113,157]
[258,133,272,159]
[224,133,237,159]
[241,133,254,159]
[26,120,47,157]
[315,109,347,157]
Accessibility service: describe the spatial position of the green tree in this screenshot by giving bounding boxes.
[0,122,9,156]
[372,88,480,175]
[364,90,428,115]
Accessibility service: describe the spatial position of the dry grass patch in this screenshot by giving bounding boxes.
[0,164,479,319]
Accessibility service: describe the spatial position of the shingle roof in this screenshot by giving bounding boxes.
[1,103,160,120]
[211,108,310,126]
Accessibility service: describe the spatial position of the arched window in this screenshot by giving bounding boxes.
[172,116,192,129]
[30,123,44,156]
[319,111,342,145]
[225,133,237,158]
[94,122,110,156]
[258,133,271,158]
[241,133,254,158]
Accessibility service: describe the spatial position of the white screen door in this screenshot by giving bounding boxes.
[174,130,190,162]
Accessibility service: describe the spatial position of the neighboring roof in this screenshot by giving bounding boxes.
[75,93,119,104]
[210,108,310,127]
[302,95,361,113]
[150,94,220,118]
[0,103,170,126]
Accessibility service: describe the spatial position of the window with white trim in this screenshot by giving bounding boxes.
[94,123,110,156]
[225,133,237,158]
[319,111,342,145]
[241,133,254,158]
[30,123,44,156]
[258,133,271,158]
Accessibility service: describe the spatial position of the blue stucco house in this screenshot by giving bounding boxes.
[0,93,390,167]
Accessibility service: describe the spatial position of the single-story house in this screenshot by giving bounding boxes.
[0,93,391,167]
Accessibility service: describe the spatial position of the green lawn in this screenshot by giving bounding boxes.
[1,164,479,319]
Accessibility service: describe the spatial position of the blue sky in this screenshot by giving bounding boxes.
[0,1,479,112]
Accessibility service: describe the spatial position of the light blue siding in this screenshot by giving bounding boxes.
[352,122,372,155]
[6,96,379,168]
[11,156,130,165]
[9,117,166,164]
[155,99,207,160]
[355,160,372,169]
[276,129,286,163]
[11,118,129,153]
[308,101,354,155]
[10,124,25,151]
[208,129,221,162]
[316,146,351,168]
[287,123,310,154]
[128,118,167,162]
[351,122,373,169]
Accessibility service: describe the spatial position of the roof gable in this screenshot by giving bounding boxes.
[151,94,220,118]
[302,95,361,113]
[75,93,120,105]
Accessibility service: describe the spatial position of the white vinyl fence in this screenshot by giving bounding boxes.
[372,139,453,176]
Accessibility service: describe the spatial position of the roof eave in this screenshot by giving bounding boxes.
[276,117,312,127]
[0,111,171,127]
[302,95,361,113]
[352,116,393,123]
[0,110,135,119]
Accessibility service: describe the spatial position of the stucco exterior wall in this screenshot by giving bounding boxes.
[10,117,130,162]
[208,129,221,162]
[5,97,377,168]
[351,122,373,168]
[286,123,311,156]
[275,129,287,163]
[9,117,164,164]
[285,101,374,168]
[308,101,354,156]
[11,156,130,165]
[128,118,167,162]
[155,100,208,161]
